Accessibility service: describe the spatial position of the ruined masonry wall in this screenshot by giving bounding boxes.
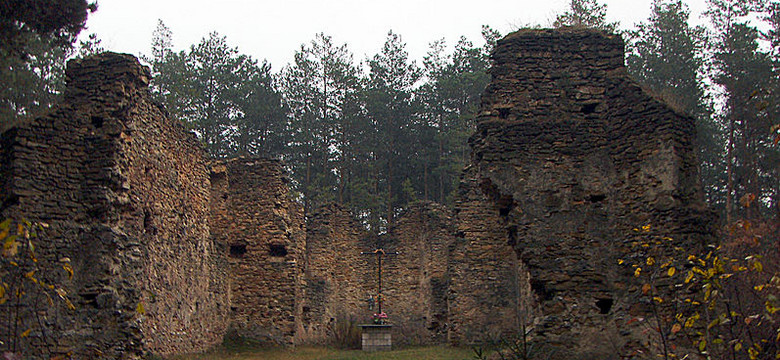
[383,201,456,345]
[301,203,373,344]
[452,29,716,358]
[0,53,229,358]
[209,158,306,345]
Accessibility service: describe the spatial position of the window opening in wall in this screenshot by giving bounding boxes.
[269,244,288,257]
[91,116,104,128]
[230,244,247,258]
[581,102,598,114]
[596,297,614,314]
[587,194,606,203]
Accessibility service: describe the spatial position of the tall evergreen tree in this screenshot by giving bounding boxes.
[280,33,363,209]
[554,0,619,31]
[419,27,497,204]
[707,0,777,221]
[366,31,422,224]
[148,28,282,159]
[626,0,725,212]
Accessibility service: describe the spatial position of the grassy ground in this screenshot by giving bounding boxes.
[170,345,475,360]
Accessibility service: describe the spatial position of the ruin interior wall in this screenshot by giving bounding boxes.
[0,53,229,358]
[209,157,306,345]
[301,203,373,344]
[383,201,456,345]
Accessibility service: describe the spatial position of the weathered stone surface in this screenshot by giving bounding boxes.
[383,201,456,345]
[300,203,373,343]
[209,157,305,345]
[1,53,229,358]
[450,28,716,358]
[0,29,719,358]
[299,201,457,346]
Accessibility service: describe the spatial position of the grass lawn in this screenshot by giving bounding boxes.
[170,345,475,360]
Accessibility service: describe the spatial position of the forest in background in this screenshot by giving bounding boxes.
[1,0,778,233]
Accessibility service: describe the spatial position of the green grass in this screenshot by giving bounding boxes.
[170,345,475,360]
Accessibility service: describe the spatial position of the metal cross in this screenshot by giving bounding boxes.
[361,248,398,315]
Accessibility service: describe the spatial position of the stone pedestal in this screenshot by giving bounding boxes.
[360,324,392,351]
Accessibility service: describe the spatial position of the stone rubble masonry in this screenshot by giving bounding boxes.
[0,27,719,358]
[208,157,305,345]
[0,53,229,358]
[300,201,457,346]
[450,28,717,358]
[301,203,373,344]
[383,201,456,345]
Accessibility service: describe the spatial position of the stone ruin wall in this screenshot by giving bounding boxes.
[383,201,456,345]
[209,157,305,345]
[451,28,717,358]
[0,53,229,358]
[300,203,373,343]
[300,201,456,346]
[0,29,721,358]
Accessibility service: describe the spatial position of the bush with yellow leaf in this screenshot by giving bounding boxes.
[620,224,779,360]
[0,218,75,358]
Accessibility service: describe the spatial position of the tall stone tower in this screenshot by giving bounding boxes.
[449,28,716,358]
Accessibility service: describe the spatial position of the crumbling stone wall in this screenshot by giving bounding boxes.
[0,53,229,358]
[300,203,373,343]
[383,201,456,345]
[451,28,716,358]
[209,157,306,345]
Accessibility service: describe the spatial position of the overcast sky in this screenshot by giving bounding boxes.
[80,0,711,71]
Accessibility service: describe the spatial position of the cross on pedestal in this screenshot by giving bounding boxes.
[361,248,398,316]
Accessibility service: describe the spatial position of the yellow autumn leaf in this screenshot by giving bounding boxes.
[699,339,707,352]
[55,288,67,299]
[668,267,676,276]
[653,297,663,303]
[671,323,682,334]
[708,318,720,329]
[685,315,697,328]
[767,301,778,315]
[749,347,759,360]
[20,328,31,338]
[647,257,656,266]
[618,259,625,265]
[634,267,641,277]
[137,302,146,315]
[685,271,694,283]
[735,342,743,352]
[752,261,763,273]
[63,263,74,280]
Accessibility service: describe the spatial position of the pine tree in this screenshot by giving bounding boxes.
[366,31,422,224]
[280,33,363,209]
[626,0,725,212]
[554,0,619,31]
[707,0,777,221]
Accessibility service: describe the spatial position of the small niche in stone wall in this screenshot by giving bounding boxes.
[91,116,104,128]
[230,244,247,258]
[586,194,606,203]
[595,297,614,314]
[581,102,599,114]
[269,243,288,257]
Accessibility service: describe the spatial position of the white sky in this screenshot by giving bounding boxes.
[80,0,711,71]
